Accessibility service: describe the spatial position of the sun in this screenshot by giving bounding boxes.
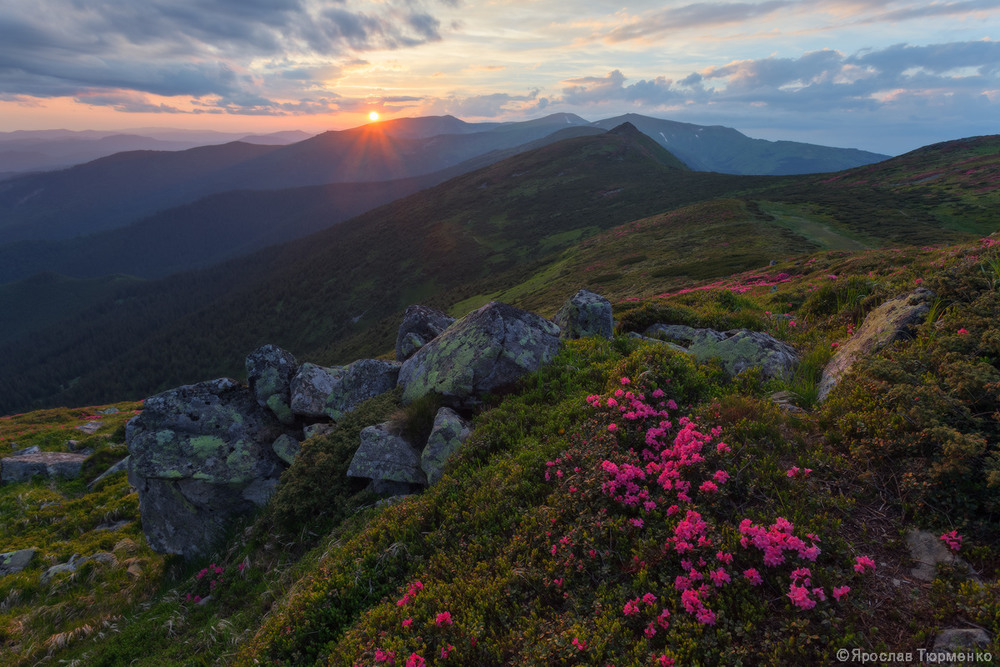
[368,111,380,121]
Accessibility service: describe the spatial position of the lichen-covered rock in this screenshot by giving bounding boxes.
[645,324,798,380]
[627,331,689,354]
[347,422,426,486]
[290,359,401,420]
[246,344,299,425]
[931,628,990,657]
[271,434,300,466]
[126,378,290,558]
[817,289,934,402]
[554,289,613,340]
[396,305,456,361]
[1,451,88,485]
[904,529,976,582]
[687,330,798,380]
[421,407,472,485]
[0,548,36,576]
[398,301,561,407]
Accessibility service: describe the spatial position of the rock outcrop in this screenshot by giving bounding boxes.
[421,407,472,485]
[554,289,613,340]
[817,288,934,402]
[290,359,401,421]
[347,422,426,487]
[398,301,561,406]
[644,324,799,380]
[1,451,88,485]
[126,378,292,559]
[396,305,455,361]
[246,344,299,425]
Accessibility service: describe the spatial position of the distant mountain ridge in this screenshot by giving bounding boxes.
[0,113,888,246]
[0,129,992,415]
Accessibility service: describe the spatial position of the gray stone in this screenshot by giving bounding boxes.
[931,628,990,656]
[818,289,934,402]
[246,344,299,425]
[290,359,400,420]
[41,552,117,584]
[644,324,726,347]
[0,548,36,576]
[627,332,689,354]
[396,305,456,361]
[126,378,291,559]
[303,423,337,439]
[76,421,103,434]
[87,456,130,489]
[271,434,301,466]
[421,407,472,485]
[398,301,561,407]
[1,451,88,485]
[905,529,976,582]
[553,289,614,340]
[347,422,426,485]
[12,445,41,456]
[99,407,120,415]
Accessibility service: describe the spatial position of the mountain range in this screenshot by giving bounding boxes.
[0,120,995,415]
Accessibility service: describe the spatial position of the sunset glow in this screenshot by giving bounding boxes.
[0,1,997,154]
[369,111,380,122]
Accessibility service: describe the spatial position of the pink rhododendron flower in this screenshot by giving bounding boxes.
[854,555,876,573]
[402,618,413,629]
[832,586,851,601]
[607,423,618,432]
[435,611,453,626]
[940,530,963,552]
[405,654,426,667]
[957,328,969,335]
[572,637,587,651]
[744,568,763,586]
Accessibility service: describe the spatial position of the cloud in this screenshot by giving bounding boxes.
[561,70,691,107]
[601,1,795,42]
[0,0,449,106]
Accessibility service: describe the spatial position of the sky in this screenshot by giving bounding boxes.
[1,0,998,155]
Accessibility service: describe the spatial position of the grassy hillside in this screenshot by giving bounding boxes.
[3,235,998,665]
[0,135,996,418]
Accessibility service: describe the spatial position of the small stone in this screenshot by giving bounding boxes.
[395,305,455,361]
[931,628,990,655]
[76,421,103,434]
[303,423,337,439]
[553,289,614,340]
[1,452,88,485]
[421,407,472,485]
[347,423,426,485]
[271,434,301,466]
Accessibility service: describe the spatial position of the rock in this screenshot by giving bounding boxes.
[818,289,934,402]
[1,451,88,485]
[398,301,561,407]
[644,324,725,347]
[65,440,83,451]
[931,628,990,656]
[126,378,291,558]
[627,331,689,354]
[99,407,120,415]
[421,407,472,485]
[290,359,401,420]
[271,434,300,466]
[645,325,798,380]
[87,456,131,489]
[396,305,456,361]
[76,421,103,434]
[553,289,614,340]
[303,423,337,439]
[41,552,117,584]
[905,529,976,582]
[12,445,41,456]
[347,422,426,486]
[0,548,36,576]
[246,344,299,425]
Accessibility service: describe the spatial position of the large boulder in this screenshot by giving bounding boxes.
[126,378,291,558]
[398,301,561,407]
[290,359,401,420]
[553,289,613,340]
[396,305,456,361]
[246,344,299,425]
[817,288,934,402]
[347,422,426,487]
[645,324,798,381]
[1,451,88,485]
[421,407,472,485]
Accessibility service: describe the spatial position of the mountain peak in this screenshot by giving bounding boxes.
[608,121,643,137]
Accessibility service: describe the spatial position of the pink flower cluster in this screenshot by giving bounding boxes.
[738,517,821,567]
[853,556,876,573]
[786,466,812,479]
[396,580,424,607]
[940,530,963,552]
